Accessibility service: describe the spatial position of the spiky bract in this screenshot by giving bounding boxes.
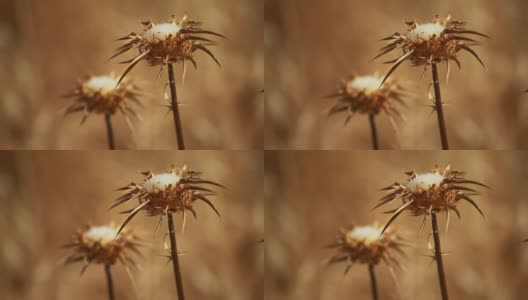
[64,74,142,124]
[376,15,488,84]
[327,74,406,125]
[113,14,225,84]
[377,165,487,234]
[63,224,142,274]
[327,224,405,274]
[112,165,224,234]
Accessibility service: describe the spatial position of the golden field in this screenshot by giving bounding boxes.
[265,151,528,299]
[0,0,263,150]
[0,151,263,300]
[265,0,528,150]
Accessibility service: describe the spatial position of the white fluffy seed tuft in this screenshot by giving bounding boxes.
[407,172,445,192]
[348,226,383,244]
[143,173,182,192]
[85,226,119,243]
[144,23,182,41]
[408,23,446,41]
[85,75,118,94]
[347,76,383,94]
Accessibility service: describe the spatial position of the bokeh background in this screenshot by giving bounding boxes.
[0,0,263,149]
[265,0,528,149]
[265,151,528,300]
[0,151,263,300]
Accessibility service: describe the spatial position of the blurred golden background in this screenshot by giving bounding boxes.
[0,0,263,150]
[265,151,528,300]
[265,0,528,149]
[0,151,263,300]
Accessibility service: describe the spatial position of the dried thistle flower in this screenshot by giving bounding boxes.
[327,74,406,125]
[112,164,224,234]
[63,224,142,274]
[376,164,487,234]
[376,14,488,84]
[327,224,405,274]
[64,74,142,124]
[113,14,225,84]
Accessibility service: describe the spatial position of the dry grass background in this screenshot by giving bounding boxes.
[0,0,263,150]
[265,0,528,149]
[265,151,528,300]
[0,151,263,300]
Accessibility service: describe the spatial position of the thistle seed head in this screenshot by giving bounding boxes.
[63,224,142,273]
[112,164,224,234]
[113,14,225,84]
[64,74,142,123]
[376,15,489,84]
[327,74,407,124]
[327,224,405,272]
[143,23,183,42]
[408,23,446,42]
[377,165,488,234]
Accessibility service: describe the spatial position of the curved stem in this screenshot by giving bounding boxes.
[104,264,115,300]
[431,211,449,300]
[104,113,116,150]
[369,113,379,150]
[167,63,186,150]
[431,63,449,150]
[168,212,186,300]
[368,264,379,300]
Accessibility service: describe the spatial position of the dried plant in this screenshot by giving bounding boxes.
[375,15,489,149]
[327,224,405,300]
[111,164,224,300]
[112,14,225,149]
[326,74,407,149]
[63,74,142,149]
[63,224,143,300]
[376,164,487,300]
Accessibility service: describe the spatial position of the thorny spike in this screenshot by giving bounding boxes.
[117,50,150,86]
[381,200,414,235]
[381,51,414,86]
[117,200,151,235]
[458,194,485,218]
[195,194,221,217]
[194,44,221,67]
[459,44,485,68]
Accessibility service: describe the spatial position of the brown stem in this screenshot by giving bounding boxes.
[431,211,449,300]
[368,264,378,300]
[369,113,379,150]
[431,63,449,150]
[104,113,116,150]
[168,212,186,300]
[167,63,186,150]
[104,264,115,300]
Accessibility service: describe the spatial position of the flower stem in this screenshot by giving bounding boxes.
[167,63,186,150]
[104,113,116,150]
[368,113,379,150]
[368,264,379,300]
[104,264,115,300]
[431,211,449,300]
[431,63,449,150]
[168,212,186,300]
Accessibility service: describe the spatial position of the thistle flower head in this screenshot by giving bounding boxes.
[144,23,182,42]
[64,73,142,123]
[376,165,488,234]
[112,164,224,234]
[327,224,405,272]
[113,14,225,84]
[63,224,142,273]
[347,76,383,96]
[327,74,407,124]
[376,14,489,84]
